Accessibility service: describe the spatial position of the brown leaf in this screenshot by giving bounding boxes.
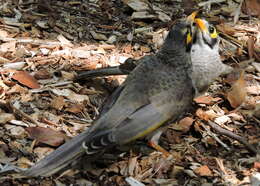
[12,71,40,89]
[171,117,194,133]
[194,165,212,176]
[227,70,247,108]
[242,0,260,17]
[51,96,66,110]
[253,162,260,170]
[195,109,218,121]
[25,127,67,147]
[65,103,84,113]
[34,69,51,79]
[194,96,222,105]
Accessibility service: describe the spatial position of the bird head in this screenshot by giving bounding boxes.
[193,18,219,49]
[161,15,197,52]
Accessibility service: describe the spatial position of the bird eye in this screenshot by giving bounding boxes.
[208,25,218,38]
[209,26,215,33]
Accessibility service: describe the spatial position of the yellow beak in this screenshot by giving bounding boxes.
[186,11,198,23]
[195,18,207,32]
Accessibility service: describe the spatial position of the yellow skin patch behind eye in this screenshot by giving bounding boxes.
[210,29,218,38]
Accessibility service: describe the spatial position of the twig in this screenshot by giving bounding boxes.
[233,0,244,24]
[200,123,231,151]
[0,37,62,46]
[208,121,257,154]
[198,0,226,7]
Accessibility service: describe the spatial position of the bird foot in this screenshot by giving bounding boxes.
[148,141,170,157]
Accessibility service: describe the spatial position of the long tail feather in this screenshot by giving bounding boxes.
[22,130,91,177]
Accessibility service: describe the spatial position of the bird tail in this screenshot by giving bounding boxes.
[75,66,124,80]
[22,130,91,177]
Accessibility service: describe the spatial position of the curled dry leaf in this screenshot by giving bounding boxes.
[12,71,40,89]
[227,70,247,108]
[25,127,67,147]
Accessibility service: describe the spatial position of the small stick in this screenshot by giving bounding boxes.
[200,123,231,151]
[208,121,257,154]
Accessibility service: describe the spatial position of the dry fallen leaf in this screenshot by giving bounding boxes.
[194,165,213,176]
[195,108,218,121]
[170,117,194,133]
[227,70,247,108]
[12,71,40,89]
[253,162,260,170]
[65,103,84,113]
[51,96,66,110]
[0,113,15,124]
[242,0,260,17]
[34,69,51,79]
[194,96,222,105]
[25,127,67,147]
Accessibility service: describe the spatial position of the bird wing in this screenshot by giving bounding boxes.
[23,55,193,177]
[22,56,156,177]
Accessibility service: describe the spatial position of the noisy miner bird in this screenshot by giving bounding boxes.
[76,19,233,97]
[22,19,195,177]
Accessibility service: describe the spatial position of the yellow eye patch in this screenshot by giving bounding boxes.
[209,26,218,38]
[195,19,218,39]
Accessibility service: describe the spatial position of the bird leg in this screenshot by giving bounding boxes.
[147,129,171,157]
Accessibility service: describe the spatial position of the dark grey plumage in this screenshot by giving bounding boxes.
[22,21,194,177]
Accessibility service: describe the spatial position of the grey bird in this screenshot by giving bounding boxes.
[76,18,233,98]
[22,20,195,177]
